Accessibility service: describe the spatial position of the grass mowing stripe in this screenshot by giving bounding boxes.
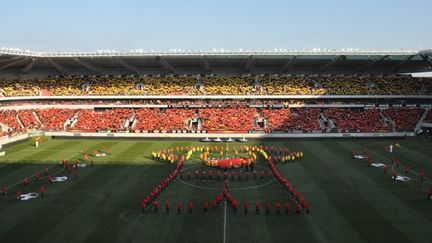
[0,141,79,185]
[324,142,432,242]
[1,138,431,242]
[80,142,164,242]
[0,165,122,242]
[274,153,338,242]
[88,142,183,242]
[0,164,34,180]
[0,141,118,240]
[115,165,190,243]
[298,143,409,243]
[284,142,362,242]
[39,164,142,243]
[110,141,153,163]
[13,141,82,162]
[0,162,84,234]
[339,141,432,221]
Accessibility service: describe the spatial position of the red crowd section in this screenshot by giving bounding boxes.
[0,107,426,136]
[134,108,196,132]
[199,107,256,132]
[73,109,134,131]
[262,108,321,132]
[36,108,77,130]
[323,108,389,132]
[382,108,424,131]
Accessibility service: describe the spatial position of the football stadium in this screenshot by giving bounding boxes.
[1,1,432,243]
[1,48,432,242]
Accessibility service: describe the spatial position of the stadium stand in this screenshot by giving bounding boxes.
[0,50,431,139]
[17,110,42,130]
[1,107,426,135]
[1,76,432,96]
[134,108,196,132]
[72,108,133,132]
[261,108,321,132]
[0,110,23,134]
[322,108,389,132]
[199,107,256,132]
[382,108,424,132]
[36,108,77,130]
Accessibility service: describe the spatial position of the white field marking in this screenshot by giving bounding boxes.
[6,152,80,190]
[223,195,227,243]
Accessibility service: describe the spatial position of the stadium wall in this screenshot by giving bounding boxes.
[0,131,415,147]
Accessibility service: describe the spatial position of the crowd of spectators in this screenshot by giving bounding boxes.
[382,108,424,131]
[261,108,321,132]
[0,107,427,135]
[73,108,133,132]
[1,76,432,96]
[0,110,24,136]
[36,108,77,130]
[323,108,389,132]
[199,107,255,131]
[134,108,196,132]
[16,110,42,130]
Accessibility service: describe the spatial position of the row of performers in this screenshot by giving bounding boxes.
[141,156,184,210]
[267,156,310,212]
[151,145,304,162]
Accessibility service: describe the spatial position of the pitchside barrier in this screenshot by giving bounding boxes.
[0,130,415,147]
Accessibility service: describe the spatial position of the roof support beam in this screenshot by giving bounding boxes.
[20,58,37,74]
[281,56,298,72]
[356,55,389,73]
[47,58,69,75]
[0,57,31,71]
[72,57,104,75]
[201,56,211,73]
[392,55,415,73]
[0,56,25,65]
[156,56,175,73]
[112,56,139,75]
[318,55,345,73]
[244,55,254,73]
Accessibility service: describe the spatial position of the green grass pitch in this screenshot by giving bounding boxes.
[0,137,432,243]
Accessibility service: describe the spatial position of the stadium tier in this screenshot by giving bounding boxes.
[1,50,432,140]
[1,76,432,96]
[0,107,428,136]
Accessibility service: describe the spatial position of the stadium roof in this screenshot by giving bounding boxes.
[1,48,431,77]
